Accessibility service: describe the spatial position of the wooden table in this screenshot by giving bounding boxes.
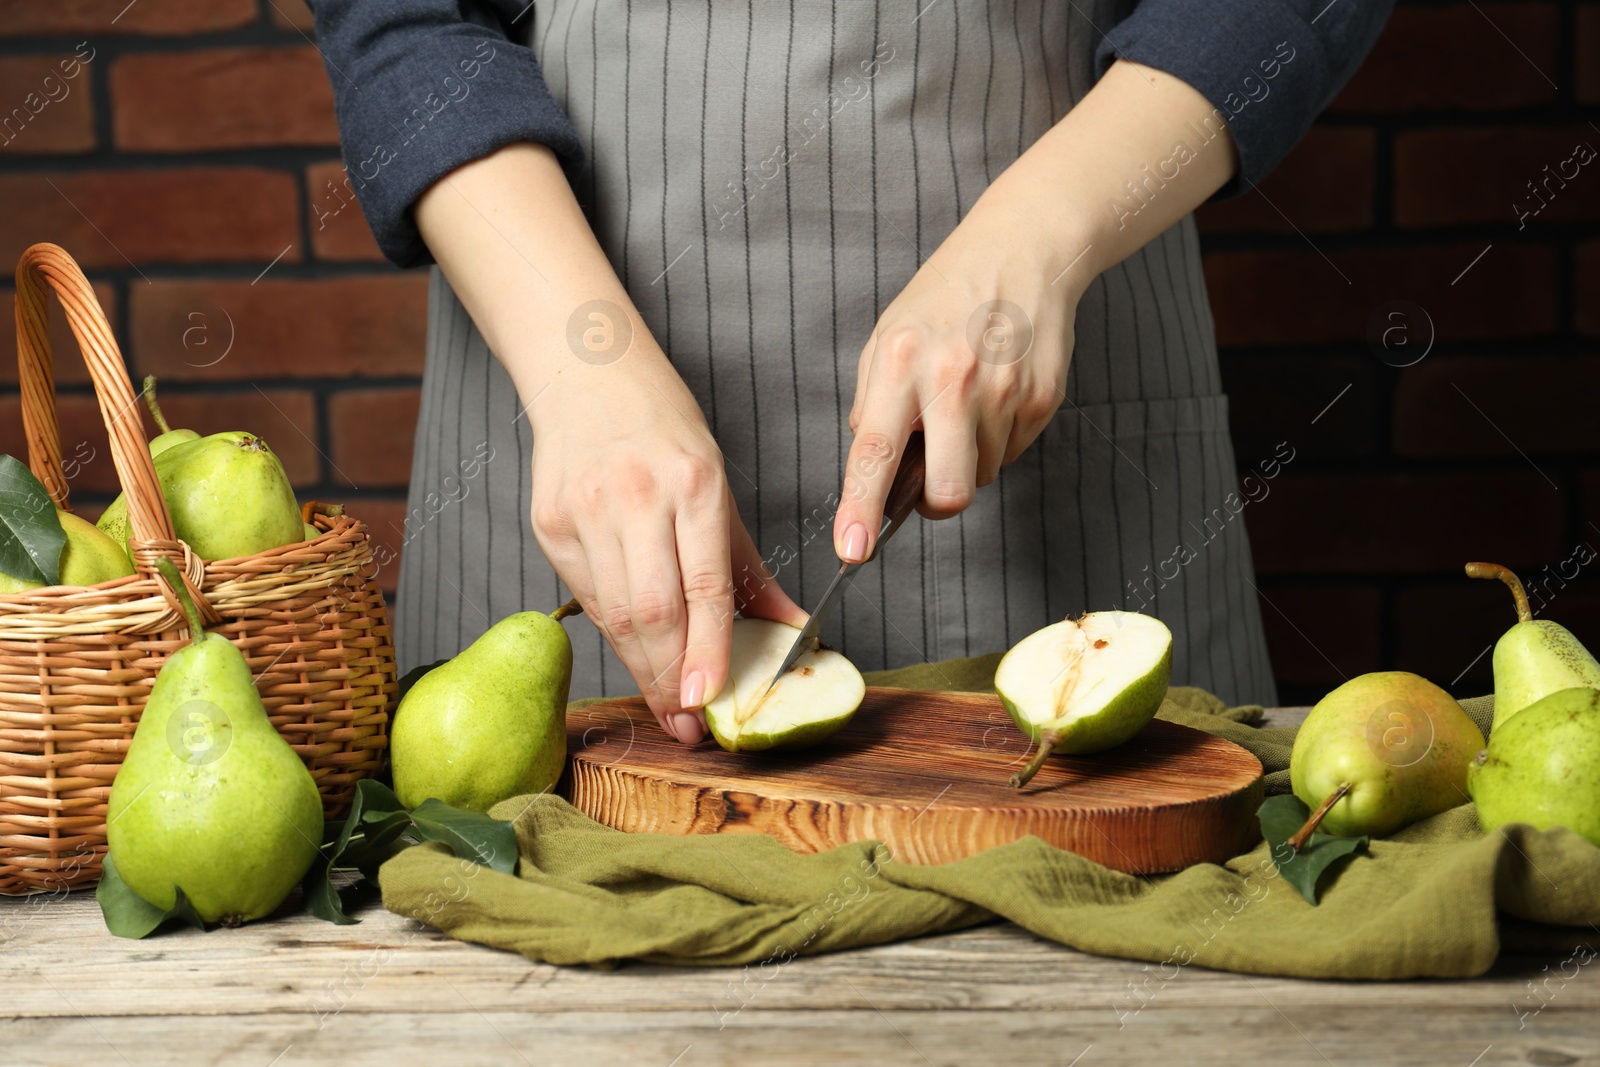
[5,710,1598,1066]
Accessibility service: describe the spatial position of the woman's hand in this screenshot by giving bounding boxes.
[528,355,805,743]
[415,142,805,744]
[835,198,1083,563]
[835,59,1238,562]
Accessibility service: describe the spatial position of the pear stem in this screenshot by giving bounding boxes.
[1464,562,1532,623]
[155,556,206,644]
[1286,781,1353,853]
[1009,730,1060,789]
[550,597,583,622]
[142,374,173,435]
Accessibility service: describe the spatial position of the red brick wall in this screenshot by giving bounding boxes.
[1200,1,1600,702]
[0,0,416,603]
[1,1,1594,702]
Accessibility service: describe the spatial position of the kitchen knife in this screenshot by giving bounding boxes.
[763,431,927,693]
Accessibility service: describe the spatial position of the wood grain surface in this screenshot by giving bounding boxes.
[4,892,1593,1067]
[566,688,1265,873]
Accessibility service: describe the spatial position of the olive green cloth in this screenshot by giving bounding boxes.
[379,656,1600,978]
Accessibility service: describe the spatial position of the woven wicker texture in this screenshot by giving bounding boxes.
[1,243,395,895]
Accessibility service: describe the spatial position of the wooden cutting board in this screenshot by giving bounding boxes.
[564,688,1264,874]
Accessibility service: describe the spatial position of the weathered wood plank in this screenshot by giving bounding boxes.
[4,1006,1596,1067]
[5,894,1595,1026]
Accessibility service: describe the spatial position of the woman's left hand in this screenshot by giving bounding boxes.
[833,192,1089,564]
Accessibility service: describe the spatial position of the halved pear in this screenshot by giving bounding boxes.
[703,618,866,752]
[997,611,1173,787]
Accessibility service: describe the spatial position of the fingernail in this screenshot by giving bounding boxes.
[671,712,704,745]
[680,670,706,709]
[841,522,869,563]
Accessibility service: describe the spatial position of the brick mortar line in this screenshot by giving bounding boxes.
[0,148,346,173]
[0,23,311,58]
[25,264,415,282]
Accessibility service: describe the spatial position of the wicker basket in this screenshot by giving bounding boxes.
[0,242,395,895]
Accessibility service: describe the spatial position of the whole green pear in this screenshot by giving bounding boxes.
[106,559,323,925]
[0,509,134,593]
[390,608,574,812]
[1469,687,1600,847]
[95,428,205,548]
[101,432,302,561]
[1290,672,1486,838]
[1466,563,1600,731]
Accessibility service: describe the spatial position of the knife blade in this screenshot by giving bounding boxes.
[764,432,927,692]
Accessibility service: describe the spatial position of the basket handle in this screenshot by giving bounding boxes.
[14,242,176,545]
[13,244,215,630]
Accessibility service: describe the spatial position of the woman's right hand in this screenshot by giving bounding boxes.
[527,346,806,744]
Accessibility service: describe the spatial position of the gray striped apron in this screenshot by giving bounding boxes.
[397,0,1280,707]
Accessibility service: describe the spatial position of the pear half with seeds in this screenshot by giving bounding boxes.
[703,618,866,752]
[997,611,1173,787]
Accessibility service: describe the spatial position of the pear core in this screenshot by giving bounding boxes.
[996,611,1174,787]
[702,618,865,752]
[996,612,1172,733]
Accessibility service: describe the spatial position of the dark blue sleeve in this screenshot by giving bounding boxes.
[1094,0,1394,198]
[306,0,584,268]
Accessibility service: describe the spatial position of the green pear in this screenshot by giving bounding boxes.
[56,510,135,584]
[95,495,133,558]
[1469,686,1600,847]
[148,428,201,456]
[702,618,866,752]
[997,611,1172,787]
[156,432,302,559]
[303,522,320,541]
[1466,562,1600,731]
[94,495,132,554]
[1289,672,1485,841]
[0,509,134,593]
[104,432,302,561]
[390,603,577,811]
[106,558,323,925]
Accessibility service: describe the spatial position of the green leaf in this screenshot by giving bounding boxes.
[302,865,361,926]
[0,455,66,586]
[410,799,519,874]
[301,779,413,924]
[327,779,405,855]
[96,853,208,938]
[346,810,415,874]
[350,777,406,825]
[1259,795,1368,905]
[300,781,517,925]
[1257,794,1311,844]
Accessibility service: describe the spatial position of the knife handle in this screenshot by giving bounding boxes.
[867,431,926,562]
